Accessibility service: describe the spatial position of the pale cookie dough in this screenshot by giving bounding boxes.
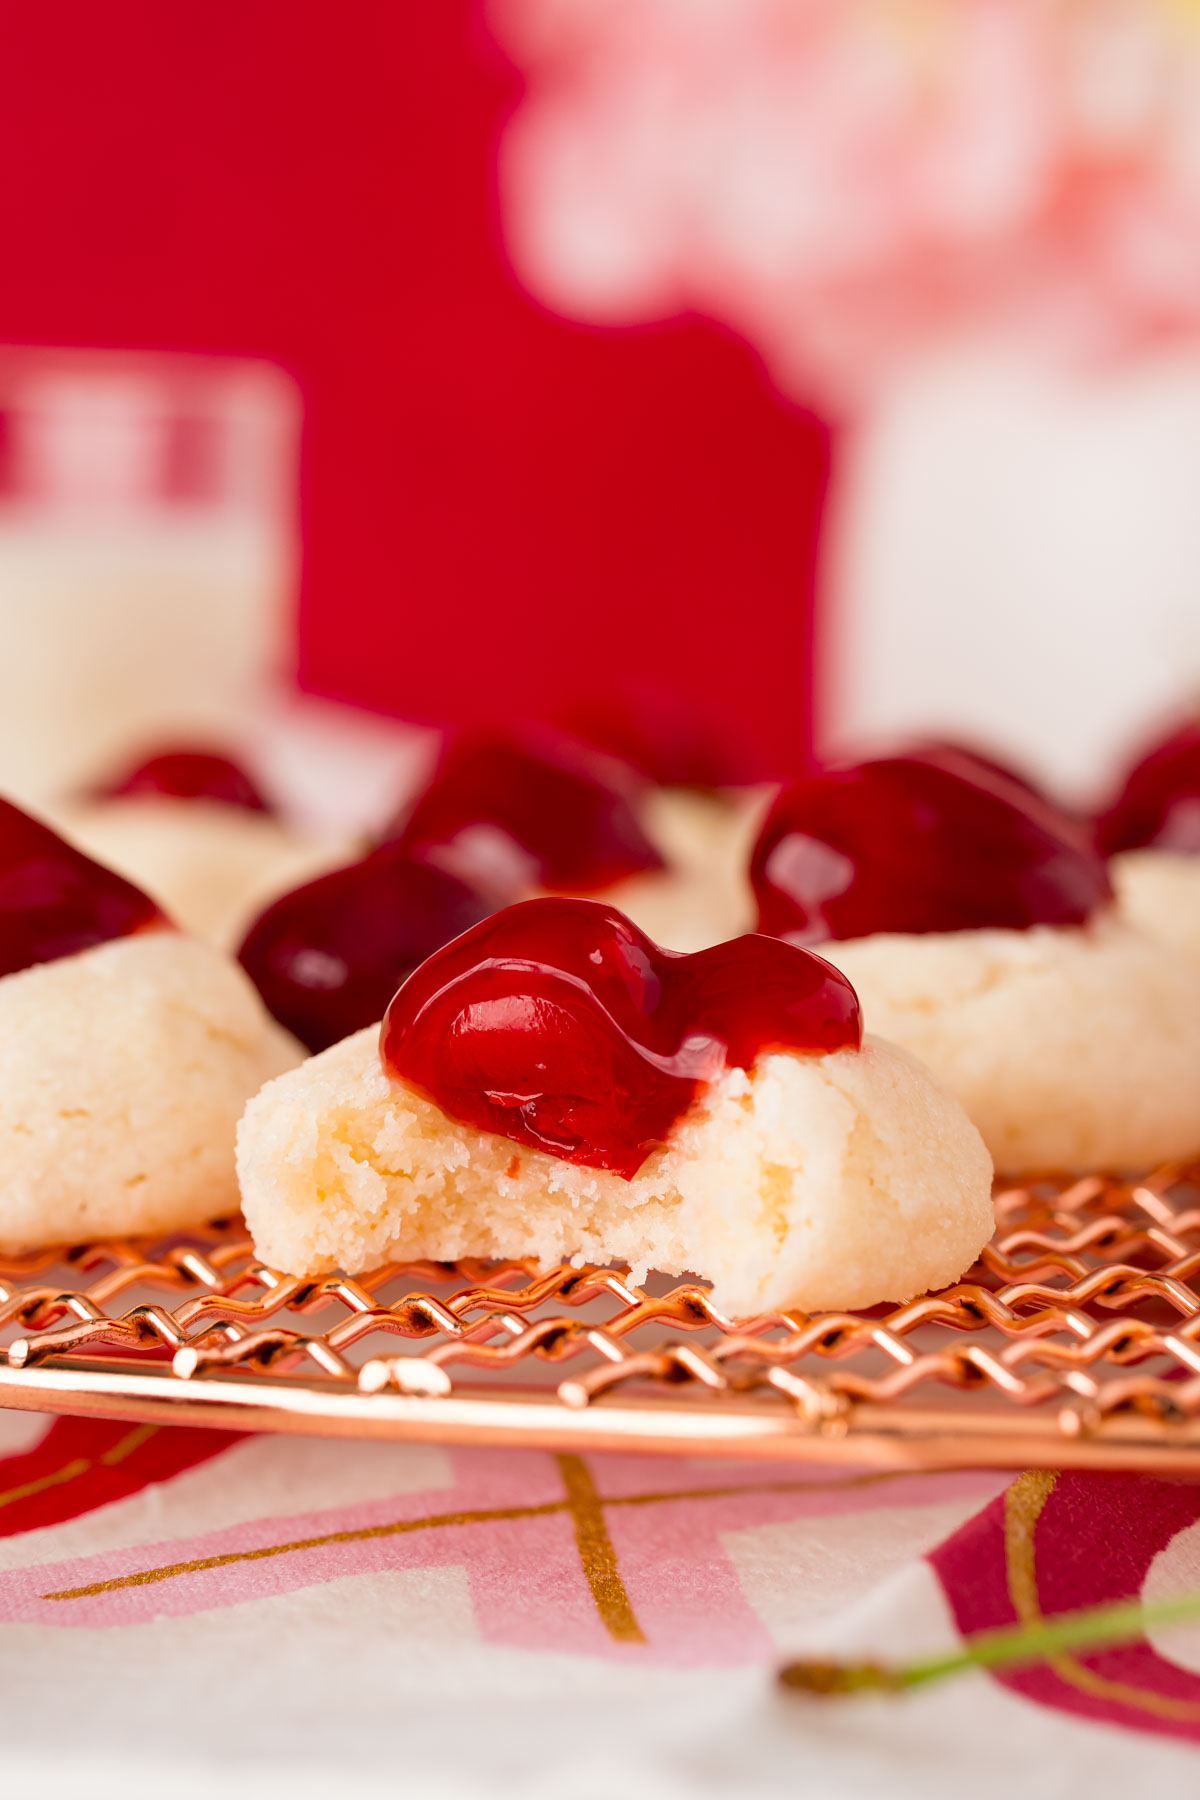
[608,786,769,953]
[49,798,348,948]
[1111,850,1200,975]
[0,930,302,1249]
[820,914,1200,1175]
[237,1028,994,1316]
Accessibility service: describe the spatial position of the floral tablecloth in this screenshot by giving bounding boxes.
[1,1405,1198,1796]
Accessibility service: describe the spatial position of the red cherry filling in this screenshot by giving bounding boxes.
[1095,722,1200,856]
[381,896,861,1179]
[0,796,167,979]
[751,757,1111,944]
[238,843,495,1053]
[385,729,664,896]
[99,749,271,814]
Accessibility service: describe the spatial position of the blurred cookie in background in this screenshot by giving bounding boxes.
[1097,720,1200,975]
[752,754,1200,1175]
[50,745,350,948]
[387,721,766,954]
[610,783,766,954]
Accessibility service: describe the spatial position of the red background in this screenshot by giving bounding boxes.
[0,2,829,779]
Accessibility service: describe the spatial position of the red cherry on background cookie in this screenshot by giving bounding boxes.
[384,729,664,896]
[901,738,1050,806]
[0,797,167,979]
[1095,721,1200,856]
[382,896,861,1179]
[99,749,271,814]
[238,843,495,1053]
[751,757,1111,944]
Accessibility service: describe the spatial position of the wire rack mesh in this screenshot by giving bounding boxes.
[5,1160,1200,1470]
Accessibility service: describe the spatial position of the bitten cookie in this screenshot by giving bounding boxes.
[238,899,994,1315]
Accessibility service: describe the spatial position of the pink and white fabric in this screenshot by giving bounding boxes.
[1,1407,1199,1793]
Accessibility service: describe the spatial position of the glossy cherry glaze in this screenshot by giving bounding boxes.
[382,896,861,1178]
[99,749,271,813]
[1095,722,1200,857]
[751,757,1112,944]
[238,843,495,1053]
[385,730,664,896]
[0,797,167,979]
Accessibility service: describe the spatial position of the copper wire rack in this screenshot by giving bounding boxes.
[5,1161,1200,1471]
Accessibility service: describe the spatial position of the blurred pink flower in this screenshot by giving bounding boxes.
[492,0,1200,410]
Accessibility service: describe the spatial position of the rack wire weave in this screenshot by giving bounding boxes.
[4,1160,1200,1470]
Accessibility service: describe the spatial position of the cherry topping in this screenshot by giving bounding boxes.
[751,757,1111,944]
[1096,722,1200,856]
[381,896,861,1179]
[0,796,167,979]
[238,843,495,1053]
[385,729,664,896]
[99,749,271,814]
